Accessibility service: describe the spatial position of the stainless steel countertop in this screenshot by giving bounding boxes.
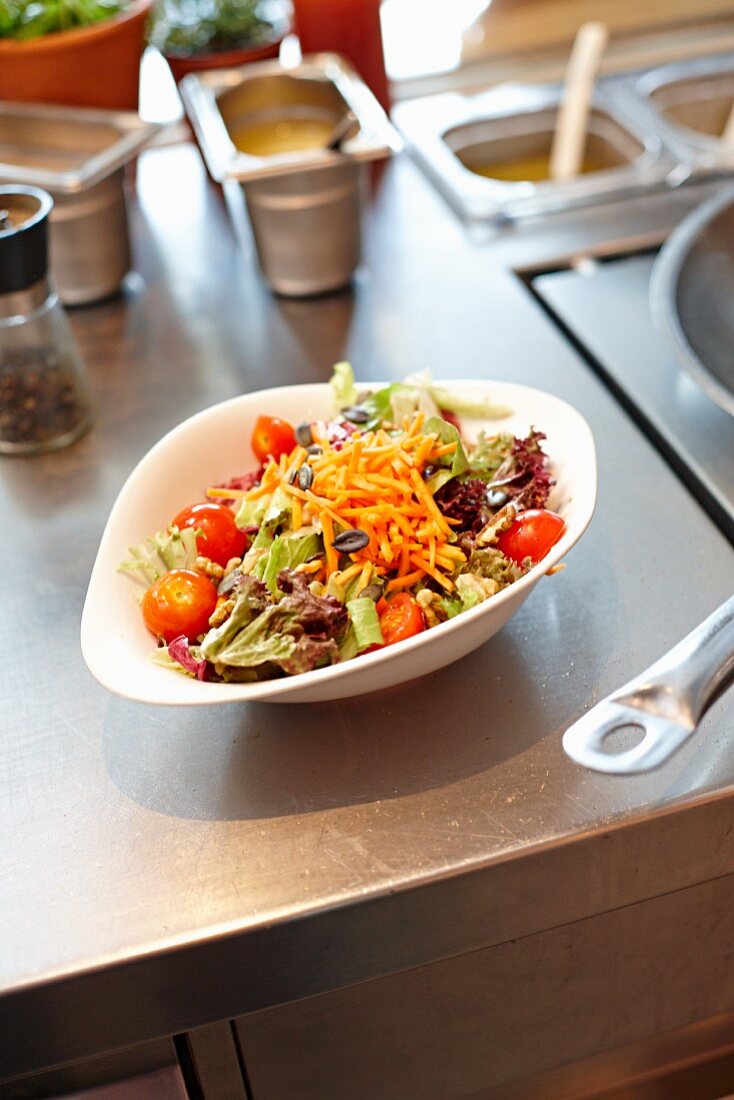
[535,251,734,538]
[2,142,734,1079]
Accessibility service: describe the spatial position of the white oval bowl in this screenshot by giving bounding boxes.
[81,380,596,704]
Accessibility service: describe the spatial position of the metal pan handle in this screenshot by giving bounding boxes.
[563,595,734,774]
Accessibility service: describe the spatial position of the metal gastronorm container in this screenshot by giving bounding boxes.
[616,53,734,176]
[393,79,677,225]
[179,54,401,296]
[0,101,159,305]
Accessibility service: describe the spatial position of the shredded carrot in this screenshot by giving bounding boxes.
[320,511,339,575]
[291,493,302,531]
[235,412,467,586]
[359,516,380,553]
[294,559,323,574]
[428,534,436,571]
[404,411,425,437]
[409,553,454,591]
[336,562,363,585]
[356,560,373,594]
[413,434,438,467]
[290,445,308,468]
[386,569,424,592]
[398,541,411,576]
[241,480,272,501]
[206,486,251,500]
[347,439,362,477]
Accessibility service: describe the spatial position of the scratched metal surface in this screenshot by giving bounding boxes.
[2,146,734,1076]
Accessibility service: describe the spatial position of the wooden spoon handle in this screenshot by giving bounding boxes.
[721,96,734,147]
[549,21,608,182]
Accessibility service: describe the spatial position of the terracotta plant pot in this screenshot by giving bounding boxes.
[0,0,152,111]
[163,32,284,84]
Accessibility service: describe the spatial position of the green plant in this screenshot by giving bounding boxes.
[148,0,280,57]
[0,0,127,38]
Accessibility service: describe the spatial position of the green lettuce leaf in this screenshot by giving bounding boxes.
[465,431,515,479]
[358,382,438,431]
[236,484,292,531]
[387,383,441,424]
[236,494,270,529]
[329,364,441,432]
[200,579,270,663]
[347,597,383,651]
[202,573,346,677]
[118,525,199,586]
[402,370,511,419]
[242,486,296,576]
[423,415,469,494]
[259,532,322,595]
[328,364,512,434]
[425,384,511,420]
[214,624,297,671]
[438,594,463,619]
[456,573,499,611]
[330,360,358,410]
[461,547,526,587]
[207,602,339,675]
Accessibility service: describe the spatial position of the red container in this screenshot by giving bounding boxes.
[0,0,151,111]
[291,0,390,113]
[164,31,286,84]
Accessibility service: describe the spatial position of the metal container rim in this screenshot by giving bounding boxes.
[0,100,161,194]
[180,53,401,184]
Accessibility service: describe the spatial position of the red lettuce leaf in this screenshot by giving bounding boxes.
[168,635,208,680]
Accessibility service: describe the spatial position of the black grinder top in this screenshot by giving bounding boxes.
[0,185,53,295]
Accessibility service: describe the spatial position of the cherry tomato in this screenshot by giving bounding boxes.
[495,509,565,565]
[378,592,426,647]
[142,569,218,644]
[251,415,297,464]
[172,501,248,567]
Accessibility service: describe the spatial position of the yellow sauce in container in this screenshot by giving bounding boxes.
[466,151,613,182]
[230,117,335,156]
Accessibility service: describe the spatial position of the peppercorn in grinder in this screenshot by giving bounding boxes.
[0,185,93,454]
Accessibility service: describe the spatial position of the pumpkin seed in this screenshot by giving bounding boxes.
[332,528,370,553]
[360,583,383,602]
[297,464,313,490]
[295,421,313,447]
[341,404,370,424]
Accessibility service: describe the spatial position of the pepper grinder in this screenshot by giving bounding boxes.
[0,184,93,455]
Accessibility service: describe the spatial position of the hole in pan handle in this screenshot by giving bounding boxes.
[562,704,694,774]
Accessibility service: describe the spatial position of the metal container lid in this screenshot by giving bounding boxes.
[0,185,51,294]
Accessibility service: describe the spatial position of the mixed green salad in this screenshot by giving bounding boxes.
[120,366,565,683]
